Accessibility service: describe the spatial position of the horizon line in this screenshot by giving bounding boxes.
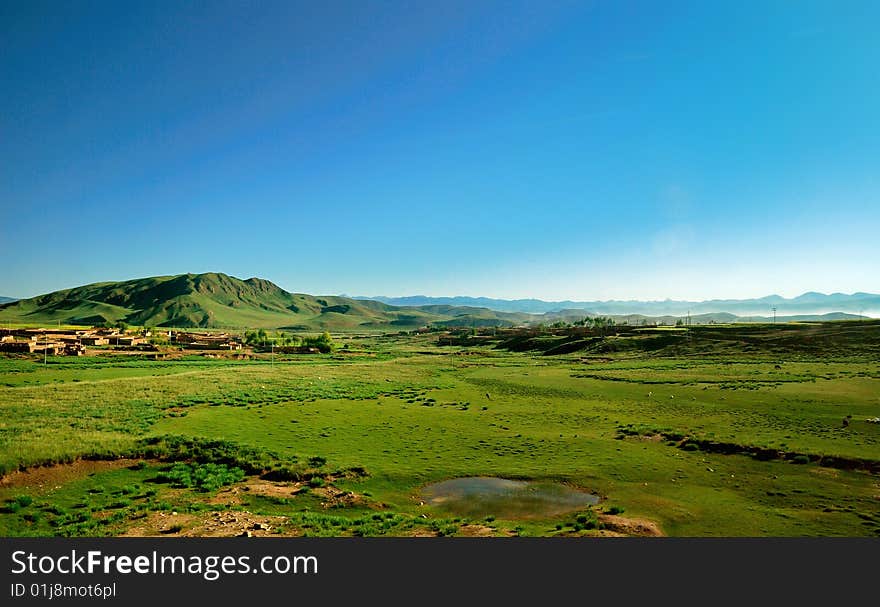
[1,267,879,305]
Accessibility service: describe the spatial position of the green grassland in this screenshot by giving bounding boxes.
[1,323,879,537]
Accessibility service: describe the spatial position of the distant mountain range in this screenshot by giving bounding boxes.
[0,273,872,330]
[0,296,17,304]
[360,292,880,318]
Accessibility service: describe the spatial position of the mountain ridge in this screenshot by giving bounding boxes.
[0,273,527,330]
[0,273,873,329]
[358,291,880,317]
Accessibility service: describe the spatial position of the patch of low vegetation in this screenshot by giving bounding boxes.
[155,463,246,492]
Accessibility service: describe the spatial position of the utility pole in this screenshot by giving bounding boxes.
[771,307,777,324]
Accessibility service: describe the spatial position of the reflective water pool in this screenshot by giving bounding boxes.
[421,476,599,519]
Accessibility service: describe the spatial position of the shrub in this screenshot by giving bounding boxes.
[14,495,33,508]
[136,435,296,476]
[792,455,811,465]
[308,477,325,488]
[606,505,625,515]
[437,524,458,537]
[156,462,245,492]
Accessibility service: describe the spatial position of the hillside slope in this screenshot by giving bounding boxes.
[0,273,528,330]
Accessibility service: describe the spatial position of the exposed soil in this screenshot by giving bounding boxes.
[209,479,371,510]
[0,459,141,491]
[457,524,510,537]
[123,510,292,537]
[637,433,665,442]
[597,514,664,537]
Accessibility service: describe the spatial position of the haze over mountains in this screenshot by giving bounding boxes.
[362,293,880,318]
[0,273,873,330]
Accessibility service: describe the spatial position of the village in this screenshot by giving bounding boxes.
[0,327,243,356]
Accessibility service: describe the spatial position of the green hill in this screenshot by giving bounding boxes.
[0,272,527,330]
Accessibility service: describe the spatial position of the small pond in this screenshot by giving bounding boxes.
[421,476,599,519]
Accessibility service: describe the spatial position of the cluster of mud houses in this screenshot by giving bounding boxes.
[0,328,145,356]
[0,328,244,356]
[170,331,242,350]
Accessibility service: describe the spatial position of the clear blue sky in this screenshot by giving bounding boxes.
[2,1,878,300]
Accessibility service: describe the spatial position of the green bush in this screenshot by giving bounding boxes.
[156,462,245,492]
[136,435,295,475]
[792,455,811,465]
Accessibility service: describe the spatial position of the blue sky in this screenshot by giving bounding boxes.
[2,1,878,300]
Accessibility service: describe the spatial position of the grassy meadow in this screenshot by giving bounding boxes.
[1,323,879,537]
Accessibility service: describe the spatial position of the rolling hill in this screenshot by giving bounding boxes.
[0,273,523,330]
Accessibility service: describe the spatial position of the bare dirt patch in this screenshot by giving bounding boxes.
[0,459,141,491]
[207,479,371,510]
[207,480,300,506]
[597,514,664,537]
[457,524,508,537]
[637,434,665,443]
[123,510,294,537]
[312,485,371,509]
[809,467,840,478]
